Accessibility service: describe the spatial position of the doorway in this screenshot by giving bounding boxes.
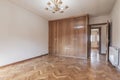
[91,27,101,54]
[88,23,110,62]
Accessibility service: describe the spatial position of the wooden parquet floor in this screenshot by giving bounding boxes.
[0,54,120,80]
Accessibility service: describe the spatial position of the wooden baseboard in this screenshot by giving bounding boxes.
[100,53,106,55]
[0,54,48,69]
[51,54,88,60]
[91,47,99,49]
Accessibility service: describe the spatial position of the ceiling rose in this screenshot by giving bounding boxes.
[45,0,69,13]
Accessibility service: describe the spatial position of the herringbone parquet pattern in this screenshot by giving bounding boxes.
[0,54,120,80]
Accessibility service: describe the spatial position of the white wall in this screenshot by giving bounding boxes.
[0,0,48,66]
[101,25,107,54]
[111,0,120,48]
[110,0,120,69]
[89,15,110,24]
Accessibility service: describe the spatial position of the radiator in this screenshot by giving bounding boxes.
[109,47,119,67]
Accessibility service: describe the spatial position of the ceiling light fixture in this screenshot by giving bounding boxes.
[45,0,69,13]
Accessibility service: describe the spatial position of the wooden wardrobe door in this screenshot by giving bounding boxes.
[73,17,87,58]
[49,21,57,55]
[57,19,74,57]
[49,16,88,59]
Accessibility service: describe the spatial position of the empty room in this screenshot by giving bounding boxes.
[0,0,120,80]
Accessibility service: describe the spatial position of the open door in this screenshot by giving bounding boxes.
[106,22,112,61]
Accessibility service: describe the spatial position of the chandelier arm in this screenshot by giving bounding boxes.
[49,9,55,12]
[59,6,66,11]
[48,8,56,13]
[55,0,58,5]
[48,5,54,10]
[51,0,56,5]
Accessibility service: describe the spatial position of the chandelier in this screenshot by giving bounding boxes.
[45,0,69,13]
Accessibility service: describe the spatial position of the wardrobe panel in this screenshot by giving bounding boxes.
[49,16,88,59]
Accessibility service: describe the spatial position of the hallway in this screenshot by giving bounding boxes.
[91,49,106,63]
[0,52,120,80]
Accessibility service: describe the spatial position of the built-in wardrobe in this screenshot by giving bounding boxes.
[49,15,90,59]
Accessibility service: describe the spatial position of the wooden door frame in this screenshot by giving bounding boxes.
[90,27,101,54]
[88,22,111,61]
[88,21,112,62]
[106,22,111,61]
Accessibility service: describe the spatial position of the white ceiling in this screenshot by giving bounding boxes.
[9,0,116,20]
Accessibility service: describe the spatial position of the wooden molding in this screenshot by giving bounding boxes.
[49,14,89,21]
[0,54,48,69]
[89,23,107,26]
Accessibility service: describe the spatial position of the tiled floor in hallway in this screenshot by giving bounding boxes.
[0,52,120,80]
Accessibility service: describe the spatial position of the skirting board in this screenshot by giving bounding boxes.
[0,53,48,68]
[51,54,88,60]
[117,66,120,71]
